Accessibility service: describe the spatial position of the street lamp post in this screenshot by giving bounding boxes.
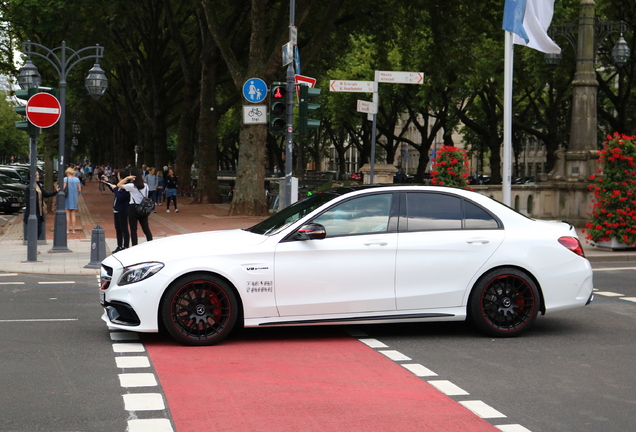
[18,41,108,252]
[546,0,630,180]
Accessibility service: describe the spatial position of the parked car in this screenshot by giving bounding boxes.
[515,176,536,185]
[0,173,27,194]
[0,166,28,185]
[0,188,24,214]
[100,185,593,346]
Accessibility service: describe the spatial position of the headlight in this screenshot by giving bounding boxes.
[118,262,164,286]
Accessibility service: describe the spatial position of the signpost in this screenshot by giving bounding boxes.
[26,92,61,128]
[329,70,424,183]
[376,71,424,84]
[357,100,377,114]
[329,80,376,93]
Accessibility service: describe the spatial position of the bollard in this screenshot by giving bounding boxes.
[85,223,107,268]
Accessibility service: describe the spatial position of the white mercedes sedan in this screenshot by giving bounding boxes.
[100,185,593,346]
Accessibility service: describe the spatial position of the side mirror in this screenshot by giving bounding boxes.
[292,223,326,240]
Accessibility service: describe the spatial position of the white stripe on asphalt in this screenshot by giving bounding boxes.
[122,393,165,411]
[359,338,388,348]
[594,291,625,297]
[460,400,507,418]
[621,297,636,303]
[38,281,75,285]
[0,282,24,285]
[110,331,140,341]
[115,356,150,368]
[127,418,174,432]
[378,350,411,361]
[496,424,533,432]
[593,267,636,271]
[0,318,77,323]
[0,273,18,277]
[401,363,438,377]
[428,380,469,396]
[118,373,158,388]
[113,343,145,353]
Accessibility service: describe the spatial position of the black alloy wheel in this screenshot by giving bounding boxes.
[161,273,238,346]
[469,268,540,337]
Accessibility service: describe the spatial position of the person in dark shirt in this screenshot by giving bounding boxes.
[164,168,179,213]
[101,169,131,253]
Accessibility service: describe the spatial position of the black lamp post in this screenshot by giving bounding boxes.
[18,41,107,252]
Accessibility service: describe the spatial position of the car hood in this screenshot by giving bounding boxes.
[108,229,268,266]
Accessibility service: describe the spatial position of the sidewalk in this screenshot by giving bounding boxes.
[0,181,634,275]
[0,180,266,275]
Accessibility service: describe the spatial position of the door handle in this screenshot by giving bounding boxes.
[363,241,388,246]
[467,238,490,245]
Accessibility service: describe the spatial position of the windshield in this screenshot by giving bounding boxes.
[245,192,341,235]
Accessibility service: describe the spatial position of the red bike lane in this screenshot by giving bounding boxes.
[145,331,501,432]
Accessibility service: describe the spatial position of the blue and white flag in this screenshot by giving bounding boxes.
[502,0,560,54]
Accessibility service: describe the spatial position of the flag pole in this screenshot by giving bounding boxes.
[502,31,514,206]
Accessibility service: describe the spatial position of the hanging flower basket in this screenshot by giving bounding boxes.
[584,132,636,249]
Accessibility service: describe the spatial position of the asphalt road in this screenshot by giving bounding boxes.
[0,263,634,431]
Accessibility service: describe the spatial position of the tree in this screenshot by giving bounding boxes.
[0,93,28,162]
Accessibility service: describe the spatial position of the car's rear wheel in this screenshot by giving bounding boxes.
[161,273,238,346]
[469,268,540,337]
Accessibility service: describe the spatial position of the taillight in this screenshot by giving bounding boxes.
[558,236,585,257]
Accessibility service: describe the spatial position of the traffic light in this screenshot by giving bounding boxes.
[269,82,287,135]
[298,84,321,135]
[14,88,39,136]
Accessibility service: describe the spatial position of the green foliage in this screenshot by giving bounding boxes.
[0,92,29,160]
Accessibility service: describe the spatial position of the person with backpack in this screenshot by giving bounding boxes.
[117,167,153,246]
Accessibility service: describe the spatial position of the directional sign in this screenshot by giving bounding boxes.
[357,100,377,114]
[329,80,376,93]
[26,92,61,128]
[376,71,424,84]
[242,78,267,103]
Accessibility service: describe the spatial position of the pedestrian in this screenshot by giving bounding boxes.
[145,167,158,211]
[101,169,130,253]
[24,171,59,239]
[63,167,82,234]
[118,167,153,246]
[155,170,164,206]
[164,168,179,213]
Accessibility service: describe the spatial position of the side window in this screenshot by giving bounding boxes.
[406,193,462,231]
[313,194,393,237]
[464,200,499,229]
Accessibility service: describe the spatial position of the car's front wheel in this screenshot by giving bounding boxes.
[469,268,540,337]
[161,273,238,346]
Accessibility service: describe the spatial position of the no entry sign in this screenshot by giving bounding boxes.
[26,92,61,128]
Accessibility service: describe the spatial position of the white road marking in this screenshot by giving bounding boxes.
[0,318,77,323]
[122,393,165,411]
[127,418,174,432]
[621,297,636,303]
[359,338,388,348]
[593,267,636,271]
[0,273,18,277]
[428,380,469,396]
[401,363,438,377]
[115,356,150,368]
[119,373,157,388]
[594,291,625,297]
[110,331,140,341]
[378,350,411,361]
[0,282,24,285]
[460,400,507,418]
[496,425,533,432]
[113,343,145,353]
[38,281,75,285]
